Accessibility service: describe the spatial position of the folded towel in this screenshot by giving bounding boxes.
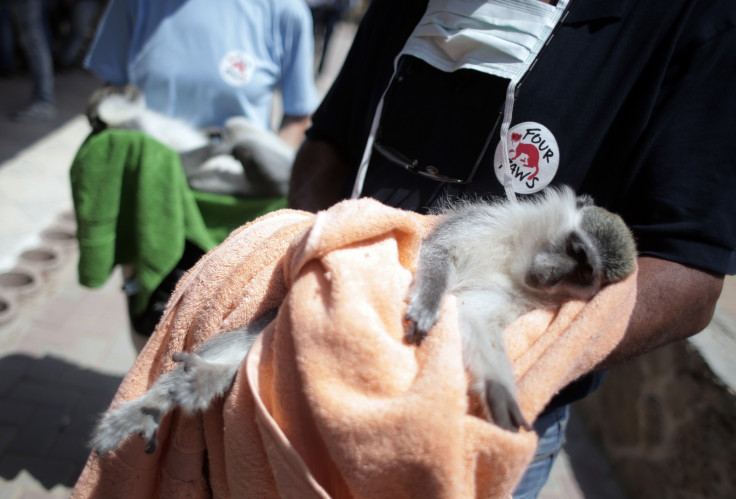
[71,198,637,498]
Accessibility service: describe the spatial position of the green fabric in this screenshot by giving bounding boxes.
[193,190,286,244]
[71,129,286,317]
[70,129,286,316]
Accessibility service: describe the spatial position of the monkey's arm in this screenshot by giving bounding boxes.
[288,139,351,212]
[404,239,452,344]
[596,256,723,370]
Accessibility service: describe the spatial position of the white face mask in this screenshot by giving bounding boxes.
[403,0,565,80]
[352,0,571,202]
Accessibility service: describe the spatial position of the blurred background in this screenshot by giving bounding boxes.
[0,1,733,498]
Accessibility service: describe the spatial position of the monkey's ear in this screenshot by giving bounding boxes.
[525,230,603,301]
[576,194,595,208]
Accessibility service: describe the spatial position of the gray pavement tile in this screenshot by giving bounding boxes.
[0,481,21,499]
[0,355,33,396]
[0,426,18,456]
[15,355,70,384]
[0,400,35,426]
[57,363,123,395]
[0,454,80,489]
[12,324,71,351]
[65,396,116,437]
[47,433,91,463]
[6,379,81,410]
[18,490,66,499]
[7,406,71,456]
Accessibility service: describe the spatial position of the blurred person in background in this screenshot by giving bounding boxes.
[3,0,57,121]
[0,3,16,77]
[288,0,735,497]
[50,0,105,70]
[76,0,319,349]
[84,0,319,147]
[306,0,353,74]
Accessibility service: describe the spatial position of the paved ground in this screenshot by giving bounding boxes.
[0,20,732,499]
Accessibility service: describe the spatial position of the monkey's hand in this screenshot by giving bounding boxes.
[169,352,239,413]
[404,298,439,345]
[404,275,446,344]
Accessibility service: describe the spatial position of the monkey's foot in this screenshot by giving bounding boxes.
[482,380,532,433]
[170,352,237,412]
[91,401,162,454]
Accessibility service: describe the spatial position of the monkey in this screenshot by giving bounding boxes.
[86,84,211,150]
[404,186,636,432]
[90,187,636,454]
[85,85,294,197]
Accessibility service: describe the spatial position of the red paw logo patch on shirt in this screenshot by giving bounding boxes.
[494,122,559,194]
[220,50,255,87]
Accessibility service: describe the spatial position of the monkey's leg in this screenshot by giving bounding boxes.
[168,308,277,412]
[91,310,276,454]
[456,295,531,432]
[405,241,451,344]
[91,369,181,454]
[90,352,241,456]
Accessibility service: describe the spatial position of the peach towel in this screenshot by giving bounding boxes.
[71,198,637,498]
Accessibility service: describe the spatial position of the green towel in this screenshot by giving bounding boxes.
[192,190,287,244]
[70,129,286,317]
[70,129,216,316]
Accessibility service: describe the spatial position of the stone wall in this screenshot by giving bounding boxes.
[576,339,736,498]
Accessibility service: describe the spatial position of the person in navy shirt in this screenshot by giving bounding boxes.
[288,0,735,496]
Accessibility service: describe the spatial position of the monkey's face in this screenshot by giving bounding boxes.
[579,206,637,283]
[523,228,604,303]
[86,85,146,132]
[523,204,636,303]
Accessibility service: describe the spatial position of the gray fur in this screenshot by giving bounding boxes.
[91,309,276,454]
[405,187,636,432]
[84,85,294,197]
[91,187,636,454]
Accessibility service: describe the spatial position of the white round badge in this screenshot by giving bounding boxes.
[219,50,255,87]
[493,122,560,194]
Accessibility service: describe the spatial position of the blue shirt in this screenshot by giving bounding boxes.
[85,0,319,129]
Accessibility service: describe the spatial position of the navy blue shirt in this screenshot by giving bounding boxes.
[307,0,736,410]
[310,0,736,275]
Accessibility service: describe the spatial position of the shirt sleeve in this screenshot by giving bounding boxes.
[618,27,736,275]
[277,0,319,117]
[83,0,134,85]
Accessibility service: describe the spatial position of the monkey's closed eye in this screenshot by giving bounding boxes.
[565,234,588,263]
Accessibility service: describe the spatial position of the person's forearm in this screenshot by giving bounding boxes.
[288,139,351,212]
[596,256,724,370]
[278,115,311,149]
